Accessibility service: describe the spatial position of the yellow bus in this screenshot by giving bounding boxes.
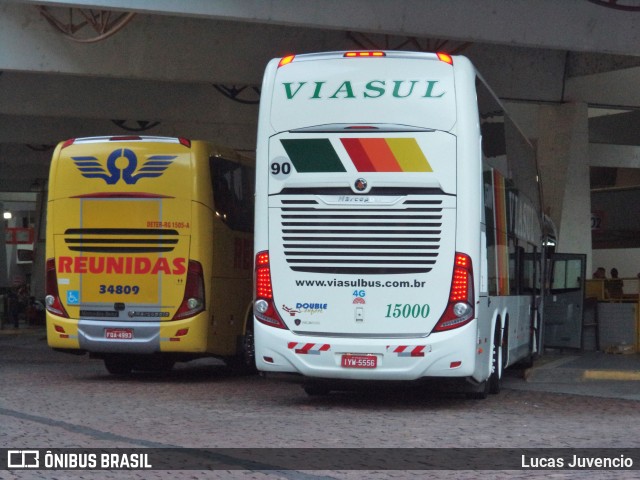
[45,136,255,374]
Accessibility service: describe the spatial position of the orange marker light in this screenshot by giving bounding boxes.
[344,51,385,58]
[278,55,295,67]
[437,52,453,65]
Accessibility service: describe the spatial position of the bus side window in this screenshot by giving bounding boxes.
[210,156,254,233]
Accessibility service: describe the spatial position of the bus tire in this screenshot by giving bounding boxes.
[228,317,257,374]
[489,323,503,394]
[104,356,132,375]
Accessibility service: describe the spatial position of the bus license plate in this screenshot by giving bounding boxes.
[105,328,133,340]
[341,354,377,369]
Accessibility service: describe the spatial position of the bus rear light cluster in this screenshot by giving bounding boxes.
[172,260,205,320]
[433,252,474,332]
[45,258,69,318]
[254,251,287,329]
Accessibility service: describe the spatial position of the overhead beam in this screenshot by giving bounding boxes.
[0,2,344,84]
[566,67,640,109]
[0,114,258,152]
[0,72,259,123]
[7,0,640,56]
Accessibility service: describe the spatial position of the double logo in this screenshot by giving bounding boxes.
[72,149,175,185]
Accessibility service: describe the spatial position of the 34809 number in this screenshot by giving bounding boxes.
[99,285,140,295]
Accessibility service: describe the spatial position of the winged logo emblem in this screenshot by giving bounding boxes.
[72,148,175,185]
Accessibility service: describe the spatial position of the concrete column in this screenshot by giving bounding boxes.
[537,102,592,274]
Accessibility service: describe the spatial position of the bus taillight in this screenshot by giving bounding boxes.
[45,258,69,318]
[254,251,287,329]
[173,260,205,320]
[433,252,474,332]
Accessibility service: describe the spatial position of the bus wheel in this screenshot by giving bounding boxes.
[104,356,132,375]
[489,324,503,394]
[229,319,256,373]
[240,324,257,373]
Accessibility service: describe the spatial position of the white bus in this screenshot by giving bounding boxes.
[253,51,543,397]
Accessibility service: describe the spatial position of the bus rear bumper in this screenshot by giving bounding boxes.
[254,320,478,381]
[47,315,208,354]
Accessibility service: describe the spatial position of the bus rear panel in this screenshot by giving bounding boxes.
[46,136,254,372]
[254,51,541,393]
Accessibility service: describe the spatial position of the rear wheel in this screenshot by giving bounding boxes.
[239,323,257,373]
[489,323,503,394]
[228,317,257,373]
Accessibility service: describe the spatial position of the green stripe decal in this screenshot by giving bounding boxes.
[281,139,346,173]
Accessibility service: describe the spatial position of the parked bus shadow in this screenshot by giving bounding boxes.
[86,358,255,384]
[264,373,507,408]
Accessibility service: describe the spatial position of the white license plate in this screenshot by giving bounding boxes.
[341,354,377,369]
[105,328,133,340]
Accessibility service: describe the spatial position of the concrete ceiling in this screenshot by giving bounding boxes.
[1,0,640,193]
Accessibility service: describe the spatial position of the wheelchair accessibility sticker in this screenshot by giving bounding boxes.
[67,290,80,305]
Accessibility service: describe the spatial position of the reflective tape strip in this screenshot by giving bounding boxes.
[387,345,428,357]
[288,342,331,354]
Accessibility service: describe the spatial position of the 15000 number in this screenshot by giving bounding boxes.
[385,304,430,319]
[99,285,140,295]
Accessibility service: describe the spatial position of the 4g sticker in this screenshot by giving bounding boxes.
[353,290,366,304]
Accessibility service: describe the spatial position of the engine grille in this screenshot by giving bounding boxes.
[278,198,444,274]
[64,228,179,253]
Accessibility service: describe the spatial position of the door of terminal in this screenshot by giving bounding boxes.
[543,254,586,350]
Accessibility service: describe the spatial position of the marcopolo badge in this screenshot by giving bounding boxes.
[354,178,367,192]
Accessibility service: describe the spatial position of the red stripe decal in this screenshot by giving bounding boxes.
[411,346,425,357]
[319,344,330,351]
[341,138,376,171]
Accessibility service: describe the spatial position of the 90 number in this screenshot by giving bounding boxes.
[270,160,292,179]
